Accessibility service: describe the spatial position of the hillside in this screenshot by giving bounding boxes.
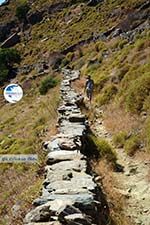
[0,0,149,225]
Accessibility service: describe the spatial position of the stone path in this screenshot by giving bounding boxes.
[93,112,150,225]
[24,69,106,225]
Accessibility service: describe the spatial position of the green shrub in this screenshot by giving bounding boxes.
[125,72,150,113]
[113,131,128,148]
[92,136,117,163]
[16,2,30,21]
[0,65,9,85]
[124,135,140,156]
[0,48,21,85]
[0,48,20,65]
[39,76,58,95]
[96,84,118,106]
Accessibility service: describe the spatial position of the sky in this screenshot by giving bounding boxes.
[0,0,5,4]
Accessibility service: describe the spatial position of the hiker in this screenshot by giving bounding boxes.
[84,75,94,102]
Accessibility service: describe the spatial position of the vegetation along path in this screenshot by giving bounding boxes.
[92,109,150,225]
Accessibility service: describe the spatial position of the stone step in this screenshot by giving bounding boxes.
[47,150,85,165]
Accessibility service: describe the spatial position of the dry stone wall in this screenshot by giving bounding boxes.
[24,69,104,225]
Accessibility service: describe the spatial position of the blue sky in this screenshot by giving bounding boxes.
[0,0,5,4]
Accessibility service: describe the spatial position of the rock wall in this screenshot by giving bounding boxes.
[24,69,106,225]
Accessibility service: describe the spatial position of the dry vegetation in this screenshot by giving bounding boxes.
[0,74,59,224]
[103,104,140,134]
[93,159,135,225]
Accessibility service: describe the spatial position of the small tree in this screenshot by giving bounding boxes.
[0,48,20,66]
[0,48,21,85]
[39,76,59,95]
[16,2,30,22]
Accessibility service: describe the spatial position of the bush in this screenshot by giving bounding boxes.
[0,48,20,64]
[124,135,140,156]
[113,131,128,148]
[125,72,150,113]
[96,84,118,106]
[0,65,9,85]
[16,2,30,21]
[39,76,58,95]
[92,136,117,163]
[0,48,21,85]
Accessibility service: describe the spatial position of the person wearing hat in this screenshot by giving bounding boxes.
[84,75,94,102]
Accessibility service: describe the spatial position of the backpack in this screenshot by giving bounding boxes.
[86,79,94,90]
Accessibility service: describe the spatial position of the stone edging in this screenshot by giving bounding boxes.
[24,69,103,225]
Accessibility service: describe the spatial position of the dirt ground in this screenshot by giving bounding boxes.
[92,111,150,225]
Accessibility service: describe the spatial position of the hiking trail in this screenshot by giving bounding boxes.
[92,109,150,225]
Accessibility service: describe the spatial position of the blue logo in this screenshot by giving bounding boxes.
[4,84,23,103]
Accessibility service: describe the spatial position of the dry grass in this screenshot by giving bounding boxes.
[0,80,60,225]
[73,77,85,94]
[0,168,42,225]
[103,103,140,135]
[93,159,135,225]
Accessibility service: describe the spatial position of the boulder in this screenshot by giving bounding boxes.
[33,192,97,209]
[58,138,78,150]
[44,135,82,152]
[48,52,64,69]
[25,199,86,224]
[64,213,92,225]
[47,150,84,165]
[27,11,44,25]
[58,105,79,115]
[45,160,87,173]
[44,169,91,185]
[68,114,86,123]
[24,202,52,223]
[59,121,86,137]
[44,138,60,152]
